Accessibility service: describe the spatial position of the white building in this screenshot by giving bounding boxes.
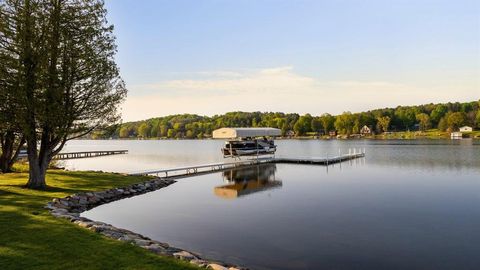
[451,132,463,139]
[459,126,473,132]
[360,125,372,135]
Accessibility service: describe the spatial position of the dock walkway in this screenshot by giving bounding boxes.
[52,150,128,160]
[130,152,365,177]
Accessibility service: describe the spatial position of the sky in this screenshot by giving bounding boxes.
[104,0,480,122]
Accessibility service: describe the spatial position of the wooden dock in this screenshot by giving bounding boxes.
[52,150,128,160]
[130,152,365,177]
[275,153,365,165]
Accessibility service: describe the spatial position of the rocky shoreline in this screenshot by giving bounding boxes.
[45,177,247,270]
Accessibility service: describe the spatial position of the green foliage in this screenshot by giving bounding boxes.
[416,113,431,132]
[476,110,480,128]
[430,105,448,125]
[138,123,151,138]
[438,117,448,131]
[318,113,335,134]
[293,114,313,135]
[395,107,417,130]
[311,117,322,133]
[446,112,466,131]
[96,101,479,139]
[1,0,126,188]
[376,116,391,133]
[334,112,355,135]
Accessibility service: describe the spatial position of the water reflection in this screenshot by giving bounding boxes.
[214,164,282,199]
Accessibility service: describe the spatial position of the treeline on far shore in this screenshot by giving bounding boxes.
[93,100,480,139]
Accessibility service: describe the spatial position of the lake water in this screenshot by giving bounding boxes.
[69,139,480,270]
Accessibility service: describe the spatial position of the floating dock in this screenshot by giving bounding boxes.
[275,153,365,165]
[52,150,128,160]
[130,152,365,177]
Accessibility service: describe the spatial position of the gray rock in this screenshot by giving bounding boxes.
[52,208,69,214]
[133,239,151,246]
[143,243,166,254]
[173,251,197,261]
[74,220,93,228]
[190,259,209,268]
[208,264,229,270]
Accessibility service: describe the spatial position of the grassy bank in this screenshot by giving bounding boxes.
[287,129,480,140]
[373,129,480,139]
[0,167,198,270]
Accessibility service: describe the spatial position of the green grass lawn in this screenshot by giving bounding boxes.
[0,167,199,270]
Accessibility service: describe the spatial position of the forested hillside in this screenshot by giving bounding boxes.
[99,100,480,139]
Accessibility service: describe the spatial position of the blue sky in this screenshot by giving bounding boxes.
[105,0,480,121]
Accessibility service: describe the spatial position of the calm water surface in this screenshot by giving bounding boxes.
[70,140,480,270]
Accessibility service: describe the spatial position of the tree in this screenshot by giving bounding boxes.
[138,123,151,138]
[0,130,25,173]
[293,114,312,136]
[476,110,480,128]
[416,113,430,132]
[395,107,417,130]
[185,130,194,138]
[0,12,26,172]
[376,116,391,133]
[446,112,466,131]
[334,112,355,135]
[311,117,322,134]
[319,113,335,134]
[438,117,448,131]
[430,105,448,125]
[1,0,126,188]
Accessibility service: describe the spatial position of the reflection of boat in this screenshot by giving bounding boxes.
[214,164,282,199]
[212,128,281,158]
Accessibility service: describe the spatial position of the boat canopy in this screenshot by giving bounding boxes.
[212,127,281,139]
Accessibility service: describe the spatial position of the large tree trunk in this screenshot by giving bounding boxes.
[25,141,50,190]
[23,128,50,190]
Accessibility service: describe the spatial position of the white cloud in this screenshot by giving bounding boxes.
[121,66,479,121]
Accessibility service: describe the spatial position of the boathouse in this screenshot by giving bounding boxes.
[451,132,463,139]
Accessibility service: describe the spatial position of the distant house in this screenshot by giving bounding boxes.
[459,126,473,132]
[329,130,337,136]
[360,125,372,135]
[285,130,295,138]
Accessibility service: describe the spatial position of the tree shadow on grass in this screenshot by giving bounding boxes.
[0,181,197,270]
[0,207,197,270]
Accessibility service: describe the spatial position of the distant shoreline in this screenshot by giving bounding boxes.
[85,130,480,141]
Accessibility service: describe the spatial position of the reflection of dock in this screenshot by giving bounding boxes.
[129,152,365,177]
[214,164,282,199]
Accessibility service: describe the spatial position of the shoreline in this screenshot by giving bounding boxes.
[46,174,249,270]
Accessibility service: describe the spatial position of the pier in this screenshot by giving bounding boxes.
[130,152,365,177]
[52,150,128,160]
[275,153,365,165]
